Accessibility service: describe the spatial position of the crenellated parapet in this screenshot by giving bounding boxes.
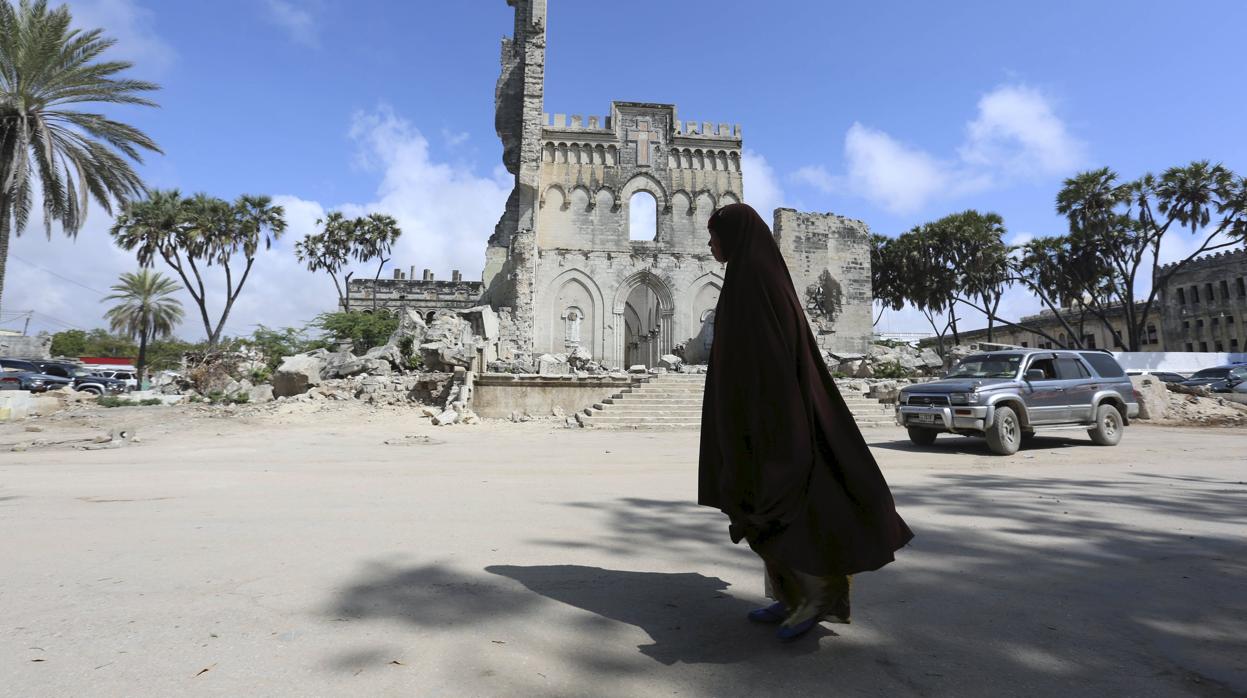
[1158,246,1246,274]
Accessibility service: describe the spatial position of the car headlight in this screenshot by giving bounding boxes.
[949,392,980,405]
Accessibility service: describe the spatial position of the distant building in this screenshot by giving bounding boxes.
[930,304,1165,351]
[345,267,485,320]
[1157,248,1247,354]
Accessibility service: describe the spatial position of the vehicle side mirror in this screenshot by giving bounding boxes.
[1025,369,1045,381]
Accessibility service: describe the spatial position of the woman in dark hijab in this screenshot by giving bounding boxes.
[699,203,913,642]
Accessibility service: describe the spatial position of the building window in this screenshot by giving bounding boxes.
[1177,287,1186,305]
[1237,277,1246,298]
[1083,334,1097,349]
[1021,341,1029,348]
[1221,280,1230,300]
[1212,316,1220,329]
[1146,324,1159,344]
[1186,342,1194,352]
[1192,286,1200,303]
[1205,283,1214,301]
[1183,320,1191,334]
[1199,341,1208,352]
[1232,338,1241,352]
[1215,341,1225,352]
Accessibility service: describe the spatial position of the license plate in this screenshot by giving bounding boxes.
[914,413,936,423]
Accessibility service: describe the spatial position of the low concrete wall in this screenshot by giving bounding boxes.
[473,374,635,419]
[0,391,63,421]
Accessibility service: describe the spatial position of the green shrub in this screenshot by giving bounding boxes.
[311,310,399,354]
[97,396,164,408]
[872,361,912,379]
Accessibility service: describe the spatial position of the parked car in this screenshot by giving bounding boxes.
[4,359,128,395]
[1180,365,1247,391]
[1125,370,1187,384]
[95,369,138,390]
[1204,366,1246,393]
[0,367,73,392]
[896,350,1140,455]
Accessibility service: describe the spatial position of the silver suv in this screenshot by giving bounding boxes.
[896,350,1140,455]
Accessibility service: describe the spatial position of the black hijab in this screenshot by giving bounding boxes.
[699,203,913,576]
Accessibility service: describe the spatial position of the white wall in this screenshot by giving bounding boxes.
[1111,351,1247,374]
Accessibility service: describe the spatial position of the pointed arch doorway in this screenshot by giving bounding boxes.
[612,272,674,369]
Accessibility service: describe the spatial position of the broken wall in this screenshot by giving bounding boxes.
[773,209,873,355]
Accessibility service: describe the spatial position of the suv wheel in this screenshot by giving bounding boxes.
[79,385,102,395]
[907,427,937,447]
[1088,404,1123,446]
[986,406,1021,455]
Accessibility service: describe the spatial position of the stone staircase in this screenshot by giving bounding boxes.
[578,374,897,430]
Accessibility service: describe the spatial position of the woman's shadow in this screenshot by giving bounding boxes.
[485,565,832,665]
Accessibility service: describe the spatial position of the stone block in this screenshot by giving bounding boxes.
[272,353,325,398]
[658,354,683,371]
[248,384,274,403]
[1131,375,1168,420]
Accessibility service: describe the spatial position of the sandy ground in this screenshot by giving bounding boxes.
[1,403,1245,697]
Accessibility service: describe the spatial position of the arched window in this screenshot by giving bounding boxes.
[629,191,658,241]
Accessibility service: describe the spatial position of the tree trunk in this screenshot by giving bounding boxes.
[0,195,10,313]
[136,328,149,392]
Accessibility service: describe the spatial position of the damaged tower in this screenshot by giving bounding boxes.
[349,0,873,366]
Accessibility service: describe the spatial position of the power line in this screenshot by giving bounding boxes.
[10,253,109,297]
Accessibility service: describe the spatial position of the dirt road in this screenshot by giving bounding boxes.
[2,404,1244,696]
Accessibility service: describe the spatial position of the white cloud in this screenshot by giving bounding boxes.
[741,150,785,222]
[792,83,1082,214]
[843,123,988,214]
[68,0,175,76]
[961,85,1084,176]
[2,107,511,340]
[262,0,319,47]
[441,129,471,148]
[790,165,839,194]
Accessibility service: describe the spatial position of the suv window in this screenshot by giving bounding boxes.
[40,365,72,378]
[0,358,38,372]
[1026,357,1058,381]
[1056,357,1090,380]
[946,354,1023,379]
[1079,352,1126,378]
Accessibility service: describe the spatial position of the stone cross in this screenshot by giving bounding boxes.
[628,119,656,167]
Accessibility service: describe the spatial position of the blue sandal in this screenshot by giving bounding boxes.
[776,615,820,642]
[747,601,788,624]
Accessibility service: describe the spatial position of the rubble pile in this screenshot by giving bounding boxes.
[1132,375,1247,426]
[824,343,945,379]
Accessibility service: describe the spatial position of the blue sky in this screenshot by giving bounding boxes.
[5,0,1246,339]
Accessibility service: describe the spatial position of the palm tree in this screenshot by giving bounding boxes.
[0,0,161,309]
[111,190,286,345]
[102,269,183,389]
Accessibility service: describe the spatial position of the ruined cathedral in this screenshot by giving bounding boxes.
[349,0,873,368]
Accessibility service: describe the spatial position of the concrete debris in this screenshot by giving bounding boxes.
[658,354,683,371]
[248,384,275,403]
[537,354,571,376]
[272,352,326,398]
